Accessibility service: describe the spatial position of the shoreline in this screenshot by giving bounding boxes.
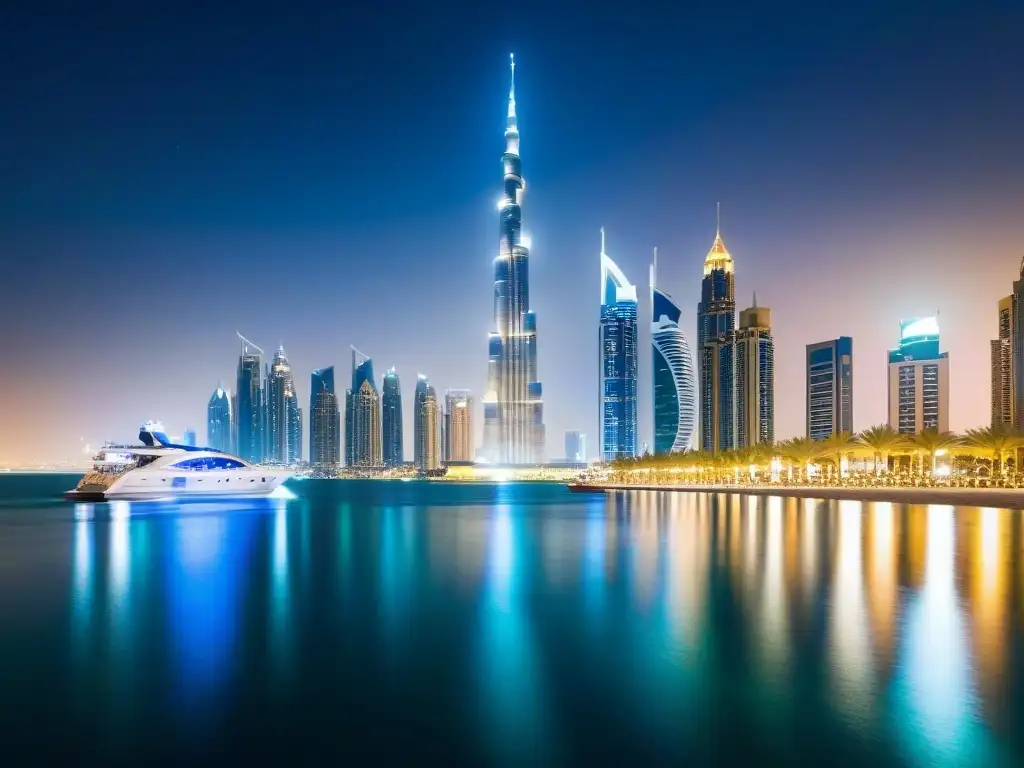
[569,483,1024,508]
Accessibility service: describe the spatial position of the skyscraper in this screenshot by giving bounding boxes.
[207,386,232,452]
[697,207,736,453]
[650,248,697,454]
[444,389,474,463]
[347,348,380,467]
[1011,261,1024,429]
[734,299,774,449]
[599,228,638,461]
[415,378,441,472]
[482,54,545,465]
[236,333,264,464]
[806,337,854,439]
[381,368,404,467]
[310,366,340,470]
[266,345,300,464]
[887,317,949,434]
[991,294,1016,428]
[182,428,197,447]
[564,431,586,462]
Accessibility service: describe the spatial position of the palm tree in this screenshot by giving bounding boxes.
[820,431,858,481]
[780,437,823,483]
[856,424,910,476]
[963,426,1024,476]
[911,427,961,476]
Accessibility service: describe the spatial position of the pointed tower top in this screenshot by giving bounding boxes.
[508,52,516,119]
[704,203,733,275]
[716,201,721,235]
[600,226,606,255]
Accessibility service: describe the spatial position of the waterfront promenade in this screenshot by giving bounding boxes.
[570,482,1024,508]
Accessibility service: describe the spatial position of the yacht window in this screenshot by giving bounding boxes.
[171,456,246,471]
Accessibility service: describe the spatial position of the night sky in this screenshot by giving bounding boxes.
[2,1,1023,463]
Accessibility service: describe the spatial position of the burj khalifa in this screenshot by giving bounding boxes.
[482,54,545,464]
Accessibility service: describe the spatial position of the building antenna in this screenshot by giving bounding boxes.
[600,226,606,255]
[716,201,721,236]
[752,291,758,308]
[236,331,264,356]
[652,246,658,288]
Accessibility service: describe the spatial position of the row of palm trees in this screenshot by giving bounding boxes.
[607,424,1024,485]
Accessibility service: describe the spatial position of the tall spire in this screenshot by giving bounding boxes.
[652,246,658,288]
[600,226,606,255]
[716,201,721,236]
[752,291,758,308]
[508,53,516,120]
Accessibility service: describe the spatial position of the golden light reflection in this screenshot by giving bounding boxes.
[759,497,789,686]
[969,507,1008,719]
[865,502,898,673]
[830,500,873,729]
[665,493,707,655]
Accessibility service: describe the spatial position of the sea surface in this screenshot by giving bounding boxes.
[1,475,1022,765]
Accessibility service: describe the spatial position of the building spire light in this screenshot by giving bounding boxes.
[508,52,516,119]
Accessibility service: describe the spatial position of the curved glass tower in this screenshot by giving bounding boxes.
[599,229,638,461]
[483,54,545,464]
[651,253,696,454]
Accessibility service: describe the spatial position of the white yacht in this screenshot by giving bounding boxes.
[65,422,291,501]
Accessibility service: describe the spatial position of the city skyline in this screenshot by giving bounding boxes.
[3,3,1023,464]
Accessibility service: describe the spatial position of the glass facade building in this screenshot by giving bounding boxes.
[381,368,404,467]
[482,55,545,465]
[734,303,774,449]
[415,377,441,472]
[564,431,586,462]
[266,346,300,464]
[310,366,340,470]
[235,335,264,464]
[650,258,696,454]
[444,389,474,463]
[599,229,638,462]
[887,317,949,434]
[806,336,854,440]
[696,217,736,453]
[207,386,232,453]
[346,348,380,467]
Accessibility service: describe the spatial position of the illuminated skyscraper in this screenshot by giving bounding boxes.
[697,206,736,453]
[346,348,380,467]
[415,377,441,472]
[887,317,949,434]
[806,337,854,439]
[382,368,404,467]
[207,386,232,452]
[444,389,474,462]
[482,54,545,465]
[599,229,638,461]
[650,248,696,454]
[310,366,340,470]
[267,345,300,464]
[236,333,264,463]
[734,299,774,449]
[992,272,1021,430]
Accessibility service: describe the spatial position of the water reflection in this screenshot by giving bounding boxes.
[50,485,1024,764]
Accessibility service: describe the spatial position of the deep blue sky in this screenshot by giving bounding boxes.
[2,0,1023,462]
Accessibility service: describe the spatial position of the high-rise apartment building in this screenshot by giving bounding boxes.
[381,368,404,466]
[599,229,638,461]
[806,337,854,439]
[310,366,340,470]
[346,348,380,467]
[650,249,696,454]
[415,379,441,472]
[697,208,736,453]
[734,300,774,449]
[266,346,300,464]
[564,431,586,462]
[444,390,474,463]
[482,54,545,465]
[991,294,1016,428]
[236,333,264,464]
[887,317,949,434]
[207,386,233,452]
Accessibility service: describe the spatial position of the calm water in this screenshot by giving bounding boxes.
[1,475,1023,765]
